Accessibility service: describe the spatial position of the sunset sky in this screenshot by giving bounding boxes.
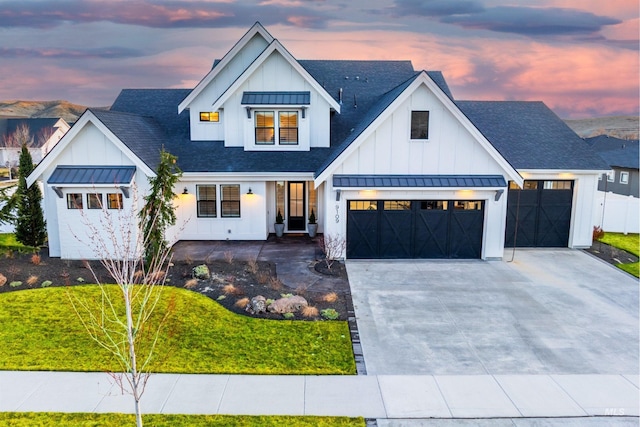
[0,0,637,119]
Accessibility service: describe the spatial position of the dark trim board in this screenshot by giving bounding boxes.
[347,200,484,259]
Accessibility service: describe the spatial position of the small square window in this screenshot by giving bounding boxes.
[620,171,629,184]
[87,193,102,209]
[67,193,83,209]
[107,193,123,209]
[411,111,429,139]
[199,111,219,122]
[607,170,615,182]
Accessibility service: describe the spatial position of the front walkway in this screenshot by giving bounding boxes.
[0,371,637,420]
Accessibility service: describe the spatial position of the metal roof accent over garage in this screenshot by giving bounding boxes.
[241,91,310,105]
[333,174,507,188]
[48,166,136,185]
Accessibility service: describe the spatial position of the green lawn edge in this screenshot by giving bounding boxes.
[0,413,365,427]
[0,233,37,254]
[597,233,640,278]
[0,285,355,374]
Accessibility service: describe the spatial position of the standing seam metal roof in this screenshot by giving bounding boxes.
[47,166,136,185]
[333,175,506,188]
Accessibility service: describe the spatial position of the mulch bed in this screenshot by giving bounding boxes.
[0,249,350,321]
[584,241,639,265]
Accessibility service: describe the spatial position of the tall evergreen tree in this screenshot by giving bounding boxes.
[139,149,182,266]
[15,144,46,247]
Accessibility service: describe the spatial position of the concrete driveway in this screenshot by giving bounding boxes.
[346,249,639,376]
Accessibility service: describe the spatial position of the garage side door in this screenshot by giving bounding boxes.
[506,180,573,247]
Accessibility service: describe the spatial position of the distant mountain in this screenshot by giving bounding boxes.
[564,116,639,140]
[0,100,91,124]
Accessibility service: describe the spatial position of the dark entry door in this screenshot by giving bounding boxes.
[287,182,305,231]
[506,180,573,247]
[347,200,484,259]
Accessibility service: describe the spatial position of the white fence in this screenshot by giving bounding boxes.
[594,191,639,234]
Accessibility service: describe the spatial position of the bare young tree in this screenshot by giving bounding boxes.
[68,186,176,427]
[2,123,34,148]
[318,234,346,271]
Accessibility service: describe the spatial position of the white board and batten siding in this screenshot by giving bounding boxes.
[323,84,512,260]
[39,122,149,259]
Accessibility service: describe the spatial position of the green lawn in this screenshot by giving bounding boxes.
[0,413,364,427]
[0,285,355,374]
[598,232,639,277]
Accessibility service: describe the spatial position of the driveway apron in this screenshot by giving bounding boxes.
[346,249,639,376]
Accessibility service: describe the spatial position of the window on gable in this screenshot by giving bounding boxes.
[607,170,615,182]
[67,193,83,209]
[279,112,298,145]
[197,185,217,217]
[107,193,123,209]
[221,185,240,218]
[411,111,429,140]
[87,193,102,209]
[620,171,629,184]
[199,111,219,122]
[255,111,275,145]
[255,111,299,146]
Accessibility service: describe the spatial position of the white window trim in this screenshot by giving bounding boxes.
[254,109,300,146]
[620,171,629,184]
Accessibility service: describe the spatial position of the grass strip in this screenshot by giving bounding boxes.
[0,413,365,427]
[598,232,640,277]
[0,285,355,374]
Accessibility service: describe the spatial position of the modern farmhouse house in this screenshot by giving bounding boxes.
[28,23,607,260]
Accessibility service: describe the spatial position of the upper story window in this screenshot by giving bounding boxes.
[199,111,220,122]
[620,171,629,184]
[107,193,123,209]
[411,111,430,140]
[87,193,102,209]
[255,111,298,145]
[67,193,83,209]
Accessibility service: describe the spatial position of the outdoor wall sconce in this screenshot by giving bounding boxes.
[494,189,504,201]
[247,188,253,195]
[182,187,189,195]
[245,106,252,119]
[335,189,341,201]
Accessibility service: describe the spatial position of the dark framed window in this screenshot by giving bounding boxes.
[278,112,298,145]
[411,111,429,139]
[107,193,123,209]
[349,201,377,211]
[67,193,83,209]
[454,200,483,210]
[384,201,411,210]
[197,185,217,218]
[199,111,219,122]
[255,111,275,144]
[421,201,447,210]
[87,193,102,209]
[221,185,240,218]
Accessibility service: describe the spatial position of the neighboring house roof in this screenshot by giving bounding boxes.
[333,174,506,188]
[0,118,64,148]
[48,166,136,185]
[585,135,639,170]
[456,101,609,170]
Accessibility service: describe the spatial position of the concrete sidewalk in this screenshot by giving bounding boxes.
[0,371,638,420]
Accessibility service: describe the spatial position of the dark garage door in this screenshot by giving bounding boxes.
[505,180,573,247]
[347,200,484,259]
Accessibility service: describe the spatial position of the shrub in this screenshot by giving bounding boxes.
[26,275,38,286]
[192,264,210,280]
[321,308,339,320]
[223,284,244,296]
[256,271,269,284]
[10,281,22,288]
[216,295,226,301]
[223,251,234,264]
[269,277,283,291]
[295,285,308,296]
[76,277,85,283]
[184,279,198,289]
[0,273,6,286]
[235,297,250,308]
[30,253,41,265]
[41,280,52,288]
[321,292,339,303]
[183,254,193,265]
[280,293,293,298]
[246,259,259,275]
[302,306,319,318]
[593,225,605,241]
[283,312,295,320]
[265,298,274,306]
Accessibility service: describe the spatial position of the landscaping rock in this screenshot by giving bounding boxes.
[192,264,210,280]
[267,295,308,314]
[246,295,267,314]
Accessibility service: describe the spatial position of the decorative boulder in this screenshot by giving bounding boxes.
[246,295,267,314]
[267,295,308,314]
[192,264,210,280]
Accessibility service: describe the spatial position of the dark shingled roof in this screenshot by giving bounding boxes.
[585,135,639,170]
[333,175,506,188]
[456,101,609,170]
[48,166,135,185]
[0,118,62,148]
